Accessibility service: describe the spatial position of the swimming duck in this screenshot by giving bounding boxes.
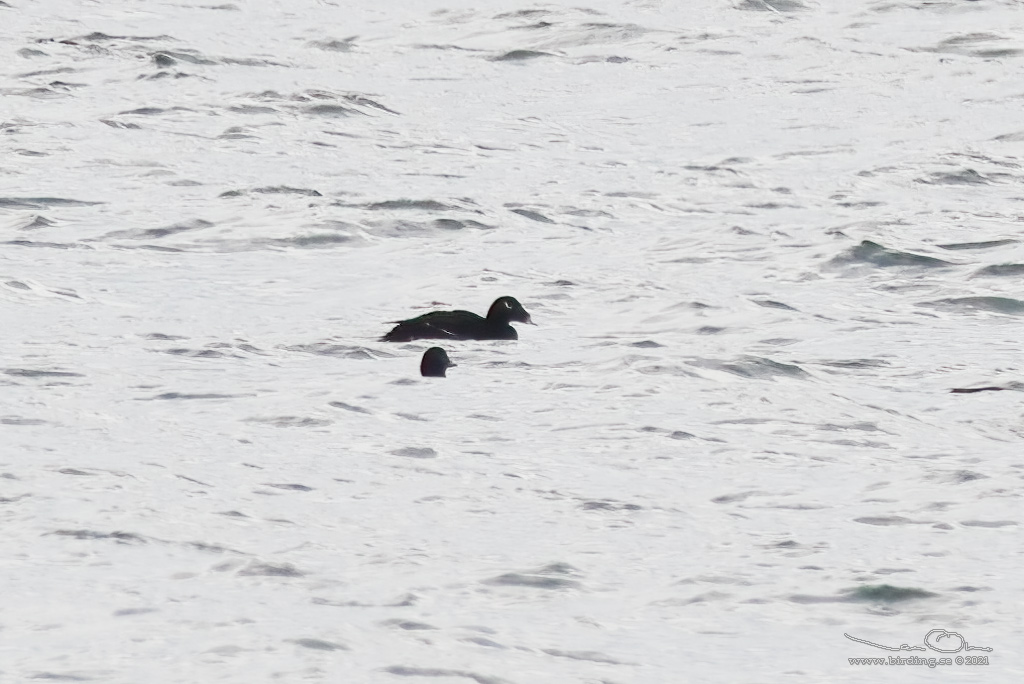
[420,347,456,377]
[382,296,533,342]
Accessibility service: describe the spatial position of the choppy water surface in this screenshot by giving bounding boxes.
[2,0,1023,681]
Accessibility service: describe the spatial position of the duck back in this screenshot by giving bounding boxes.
[383,310,516,342]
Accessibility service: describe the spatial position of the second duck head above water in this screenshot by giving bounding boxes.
[420,347,456,378]
[382,296,533,342]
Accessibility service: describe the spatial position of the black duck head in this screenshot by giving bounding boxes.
[420,347,456,377]
[487,296,533,326]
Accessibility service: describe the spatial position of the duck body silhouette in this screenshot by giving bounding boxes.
[420,347,456,377]
[382,296,532,342]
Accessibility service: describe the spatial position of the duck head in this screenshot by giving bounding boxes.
[421,347,456,377]
[487,296,533,326]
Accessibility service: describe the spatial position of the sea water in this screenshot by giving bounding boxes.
[2,1,1022,681]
